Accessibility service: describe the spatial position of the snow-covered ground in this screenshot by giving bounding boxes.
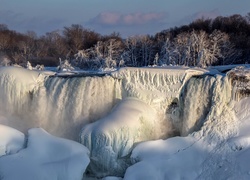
[0,65,250,179]
[0,128,90,180]
[0,124,24,157]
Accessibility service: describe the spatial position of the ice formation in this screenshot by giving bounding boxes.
[0,66,121,139]
[0,65,250,179]
[123,68,250,179]
[81,97,158,177]
[0,128,90,180]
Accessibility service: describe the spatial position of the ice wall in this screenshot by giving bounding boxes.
[33,75,121,139]
[0,67,45,131]
[179,75,216,136]
[79,67,208,177]
[124,69,250,180]
[111,67,206,137]
[0,66,121,139]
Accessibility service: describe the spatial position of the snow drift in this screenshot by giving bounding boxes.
[0,128,90,180]
[0,124,25,157]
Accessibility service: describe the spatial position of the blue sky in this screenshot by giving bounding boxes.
[0,0,249,37]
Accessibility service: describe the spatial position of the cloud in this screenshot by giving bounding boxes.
[85,11,168,37]
[0,10,67,35]
[88,11,167,27]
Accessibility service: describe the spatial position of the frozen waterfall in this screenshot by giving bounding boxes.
[1,66,248,178]
[0,67,121,139]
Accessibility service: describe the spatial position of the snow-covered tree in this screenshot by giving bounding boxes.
[153,53,159,66]
[159,38,173,65]
[210,30,239,65]
[34,64,44,71]
[123,37,140,66]
[104,39,122,68]
[169,30,240,67]
[139,35,155,66]
[26,61,33,70]
[0,53,11,66]
[57,58,75,72]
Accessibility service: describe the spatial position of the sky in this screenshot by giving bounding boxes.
[0,0,249,37]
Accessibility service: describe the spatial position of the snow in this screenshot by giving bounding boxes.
[123,73,250,180]
[0,66,120,139]
[0,124,25,157]
[80,97,158,177]
[0,128,90,180]
[1,65,250,179]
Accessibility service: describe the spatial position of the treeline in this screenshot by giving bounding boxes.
[0,13,250,69]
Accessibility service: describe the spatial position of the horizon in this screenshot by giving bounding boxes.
[0,0,249,37]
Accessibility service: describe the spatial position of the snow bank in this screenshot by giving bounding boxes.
[0,128,90,180]
[124,138,210,180]
[0,124,25,157]
[80,98,158,177]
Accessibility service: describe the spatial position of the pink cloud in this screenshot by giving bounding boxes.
[94,12,121,25]
[89,12,167,26]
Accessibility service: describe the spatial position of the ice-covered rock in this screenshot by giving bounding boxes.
[0,124,25,157]
[80,97,158,177]
[0,128,90,180]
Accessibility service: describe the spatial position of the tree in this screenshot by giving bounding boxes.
[123,36,141,66]
[138,35,155,66]
[153,53,159,66]
[63,24,85,53]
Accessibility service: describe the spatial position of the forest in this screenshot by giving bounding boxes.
[0,13,250,69]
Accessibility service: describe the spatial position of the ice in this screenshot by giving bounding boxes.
[0,66,121,139]
[0,128,90,180]
[0,66,46,132]
[0,124,25,157]
[123,72,250,179]
[1,66,250,179]
[80,97,158,177]
[34,75,121,139]
[0,66,206,140]
[112,67,206,137]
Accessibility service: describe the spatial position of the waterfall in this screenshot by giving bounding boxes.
[33,75,121,139]
[0,67,121,139]
[179,75,216,136]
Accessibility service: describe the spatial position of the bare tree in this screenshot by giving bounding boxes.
[123,36,141,66]
[139,35,155,66]
[63,24,85,53]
